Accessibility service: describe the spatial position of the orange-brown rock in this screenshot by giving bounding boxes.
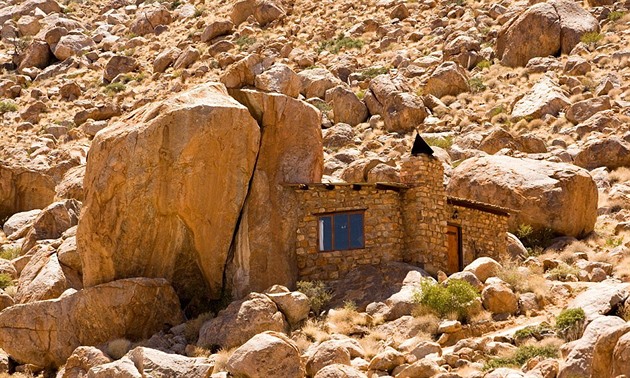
[227,89,323,296]
[77,83,260,301]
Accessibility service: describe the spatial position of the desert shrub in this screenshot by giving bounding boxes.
[424,135,454,149]
[469,77,486,93]
[515,224,555,249]
[0,246,20,260]
[513,322,554,344]
[496,261,545,295]
[413,279,479,322]
[104,82,126,94]
[580,32,602,45]
[318,33,364,54]
[300,318,330,343]
[327,304,369,335]
[297,280,332,315]
[555,308,585,341]
[483,345,558,370]
[212,348,236,373]
[476,59,492,70]
[608,11,625,22]
[361,66,389,79]
[547,263,579,281]
[0,101,18,114]
[235,36,256,50]
[107,338,132,360]
[0,274,13,290]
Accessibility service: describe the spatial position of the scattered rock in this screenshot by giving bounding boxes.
[227,332,303,378]
[424,61,470,98]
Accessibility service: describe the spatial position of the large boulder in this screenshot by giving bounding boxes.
[0,278,182,368]
[325,86,368,126]
[0,164,57,221]
[482,283,518,315]
[365,75,427,133]
[568,283,628,321]
[573,137,630,170]
[511,75,570,120]
[447,155,597,237]
[463,257,501,283]
[226,89,322,297]
[2,209,41,238]
[424,61,470,98]
[76,83,260,302]
[53,34,95,61]
[612,331,630,377]
[226,332,304,378]
[314,364,367,378]
[592,323,630,378]
[127,347,214,377]
[129,6,172,35]
[21,199,81,253]
[15,244,79,303]
[559,316,626,378]
[496,0,599,67]
[197,293,288,350]
[254,63,301,98]
[61,346,112,378]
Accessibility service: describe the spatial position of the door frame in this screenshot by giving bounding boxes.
[447,223,463,272]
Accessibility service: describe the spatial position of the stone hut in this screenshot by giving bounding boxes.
[288,137,511,281]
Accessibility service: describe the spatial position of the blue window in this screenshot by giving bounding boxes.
[318,212,365,251]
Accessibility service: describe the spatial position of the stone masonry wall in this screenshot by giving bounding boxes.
[447,204,509,265]
[400,155,449,274]
[293,185,404,281]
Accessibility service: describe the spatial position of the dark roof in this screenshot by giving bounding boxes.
[411,134,434,156]
[284,182,409,192]
[447,196,513,216]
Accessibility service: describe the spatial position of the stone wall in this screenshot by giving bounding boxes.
[400,154,449,274]
[447,202,509,266]
[292,185,404,281]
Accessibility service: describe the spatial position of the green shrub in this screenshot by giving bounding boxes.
[608,11,625,22]
[235,36,256,50]
[484,345,558,370]
[547,264,579,281]
[475,59,492,70]
[0,101,18,114]
[580,32,602,45]
[424,135,454,149]
[413,279,479,321]
[469,77,486,93]
[0,247,20,260]
[0,273,14,290]
[361,66,389,79]
[513,322,554,343]
[318,33,364,54]
[297,281,332,315]
[555,308,585,340]
[104,82,126,94]
[515,224,555,249]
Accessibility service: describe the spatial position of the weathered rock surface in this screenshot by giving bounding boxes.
[254,63,301,98]
[463,257,501,283]
[264,285,310,327]
[77,83,260,302]
[61,346,112,378]
[127,347,214,377]
[0,278,182,368]
[447,155,597,237]
[365,75,427,133]
[568,283,628,320]
[314,364,367,378]
[496,0,599,67]
[424,61,470,98]
[22,199,81,253]
[511,75,570,120]
[198,293,288,349]
[226,89,322,297]
[573,137,630,170]
[226,331,304,378]
[482,283,518,315]
[0,164,58,220]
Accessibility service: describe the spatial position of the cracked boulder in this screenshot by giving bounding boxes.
[496,0,599,67]
[77,83,260,302]
[0,277,182,368]
[226,89,322,297]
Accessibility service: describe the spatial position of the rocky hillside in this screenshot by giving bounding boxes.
[1,0,630,376]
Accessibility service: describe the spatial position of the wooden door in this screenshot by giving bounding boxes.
[447,224,462,274]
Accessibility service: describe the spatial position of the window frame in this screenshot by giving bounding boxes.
[317,210,366,252]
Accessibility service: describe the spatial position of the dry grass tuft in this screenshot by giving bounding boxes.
[212,348,236,373]
[301,319,331,343]
[609,167,630,184]
[496,260,547,299]
[106,338,132,360]
[359,330,387,359]
[188,346,212,358]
